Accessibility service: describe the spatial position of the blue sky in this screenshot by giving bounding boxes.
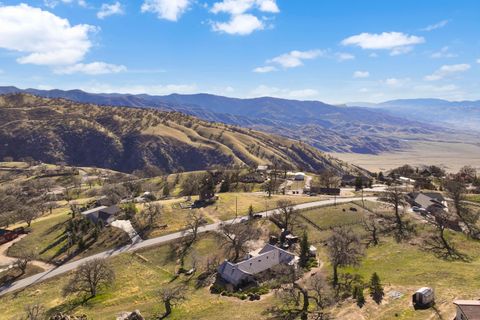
[0,0,479,103]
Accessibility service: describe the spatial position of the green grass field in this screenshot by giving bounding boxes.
[2,200,480,320]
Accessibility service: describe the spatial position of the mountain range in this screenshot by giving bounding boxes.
[0,93,367,175]
[349,99,480,131]
[0,86,450,155]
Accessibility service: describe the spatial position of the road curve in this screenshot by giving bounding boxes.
[0,196,373,296]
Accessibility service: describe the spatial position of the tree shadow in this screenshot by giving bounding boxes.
[422,237,471,262]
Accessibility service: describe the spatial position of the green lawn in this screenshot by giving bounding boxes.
[0,233,278,319]
[3,201,480,320]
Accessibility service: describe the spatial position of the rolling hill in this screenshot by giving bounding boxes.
[349,98,480,131]
[0,93,367,175]
[0,86,445,155]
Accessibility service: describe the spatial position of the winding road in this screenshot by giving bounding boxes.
[0,196,375,296]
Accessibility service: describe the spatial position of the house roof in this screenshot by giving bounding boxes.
[100,205,120,215]
[454,300,480,320]
[217,244,296,286]
[81,206,108,216]
[412,193,446,210]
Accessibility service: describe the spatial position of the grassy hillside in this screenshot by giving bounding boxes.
[0,94,366,175]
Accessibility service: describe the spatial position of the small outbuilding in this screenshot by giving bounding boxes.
[453,300,480,320]
[294,172,306,181]
[412,287,435,309]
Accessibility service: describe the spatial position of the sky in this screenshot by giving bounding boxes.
[0,0,479,103]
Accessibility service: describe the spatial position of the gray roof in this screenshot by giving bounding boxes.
[412,193,446,210]
[81,205,119,225]
[217,244,296,286]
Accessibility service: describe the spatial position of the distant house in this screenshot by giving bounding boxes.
[217,244,297,288]
[453,300,480,320]
[294,172,306,181]
[317,187,341,196]
[399,176,416,184]
[81,205,120,226]
[257,165,268,172]
[408,192,448,213]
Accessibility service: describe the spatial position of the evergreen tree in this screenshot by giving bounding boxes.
[369,272,384,304]
[163,184,170,197]
[299,231,310,268]
[219,176,230,193]
[355,286,366,308]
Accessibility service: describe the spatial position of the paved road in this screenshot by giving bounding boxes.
[0,196,374,296]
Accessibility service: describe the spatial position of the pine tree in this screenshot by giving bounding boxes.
[355,286,366,308]
[369,272,384,304]
[299,231,310,268]
[163,184,170,197]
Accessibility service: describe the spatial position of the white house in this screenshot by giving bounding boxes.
[217,244,297,288]
[453,300,480,320]
[294,172,306,181]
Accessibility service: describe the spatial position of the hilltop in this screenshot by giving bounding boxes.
[0,86,446,154]
[0,93,365,175]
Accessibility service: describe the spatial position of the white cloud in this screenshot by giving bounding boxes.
[97,2,124,19]
[476,59,480,64]
[0,4,95,66]
[268,50,323,68]
[44,0,87,8]
[54,62,127,75]
[353,71,369,78]
[424,63,470,81]
[336,52,355,61]
[250,85,318,99]
[421,19,449,32]
[141,0,191,21]
[341,32,424,55]
[211,0,278,15]
[256,0,279,13]
[211,0,255,15]
[390,46,413,56]
[383,77,410,87]
[414,84,458,93]
[210,0,279,35]
[430,46,457,59]
[211,13,263,35]
[253,66,277,73]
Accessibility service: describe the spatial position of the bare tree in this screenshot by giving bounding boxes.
[218,221,260,262]
[157,285,187,319]
[318,170,340,188]
[424,209,465,260]
[14,251,36,275]
[177,212,204,270]
[382,187,415,242]
[272,199,300,240]
[24,303,45,320]
[445,179,480,238]
[63,258,115,298]
[326,227,363,287]
[272,272,332,320]
[20,206,38,227]
[263,179,279,198]
[143,203,162,227]
[363,219,381,247]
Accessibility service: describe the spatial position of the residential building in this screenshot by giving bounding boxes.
[217,244,297,288]
[454,300,480,320]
